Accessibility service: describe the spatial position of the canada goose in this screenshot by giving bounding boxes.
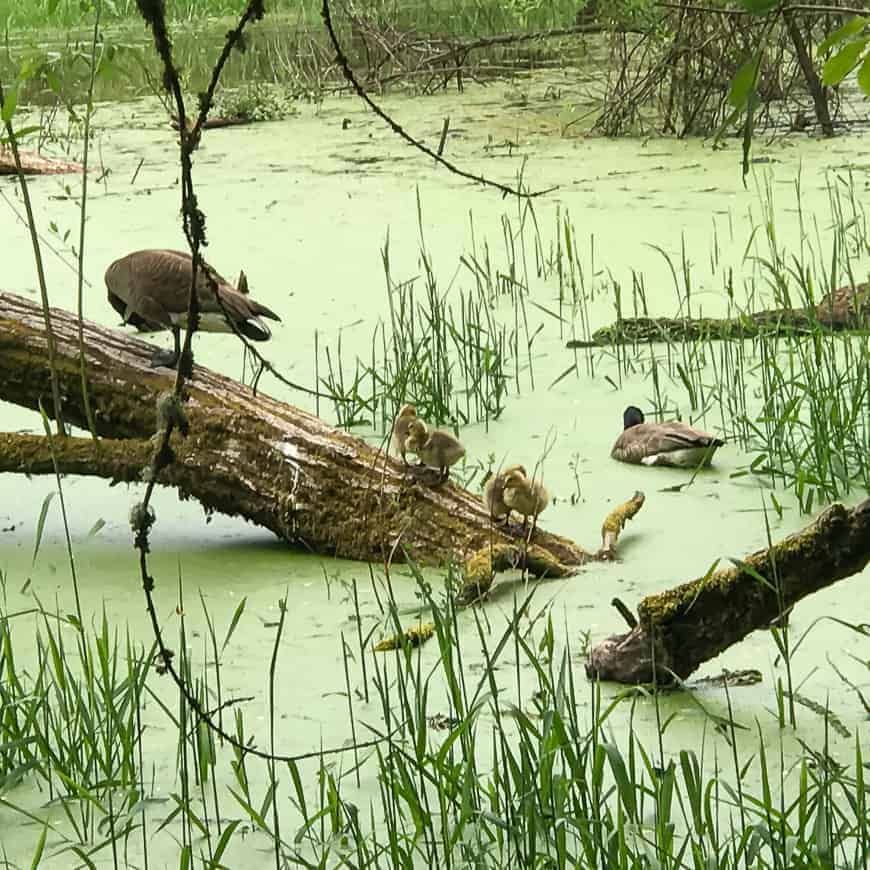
[611,406,724,468]
[105,249,281,368]
[405,419,466,482]
[502,468,549,533]
[483,464,527,523]
[390,404,418,464]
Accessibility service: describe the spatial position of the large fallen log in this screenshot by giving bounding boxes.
[586,498,870,684]
[567,283,869,348]
[0,291,600,568]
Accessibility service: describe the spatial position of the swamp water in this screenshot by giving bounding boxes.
[1,68,868,865]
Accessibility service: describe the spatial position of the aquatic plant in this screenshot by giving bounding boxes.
[1,565,867,867]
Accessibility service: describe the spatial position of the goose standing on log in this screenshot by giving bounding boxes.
[105,249,281,368]
[611,405,724,468]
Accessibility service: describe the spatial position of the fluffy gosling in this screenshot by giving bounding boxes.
[483,464,527,523]
[405,419,466,482]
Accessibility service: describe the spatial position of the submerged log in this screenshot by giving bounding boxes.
[0,291,612,568]
[587,498,870,684]
[567,283,869,348]
[0,146,85,176]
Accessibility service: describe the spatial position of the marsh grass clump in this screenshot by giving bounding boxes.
[317,196,528,434]
[4,570,867,867]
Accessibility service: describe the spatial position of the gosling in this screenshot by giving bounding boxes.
[105,249,281,368]
[502,468,549,536]
[390,404,418,464]
[483,464,527,523]
[405,419,466,482]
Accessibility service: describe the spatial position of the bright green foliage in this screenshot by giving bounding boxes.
[818,15,870,95]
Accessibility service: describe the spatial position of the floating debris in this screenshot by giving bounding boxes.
[373,622,435,652]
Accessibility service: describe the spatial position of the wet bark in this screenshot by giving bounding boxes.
[567,283,868,348]
[0,291,605,568]
[0,147,85,175]
[587,498,870,684]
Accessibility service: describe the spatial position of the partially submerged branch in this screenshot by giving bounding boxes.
[566,283,869,348]
[587,498,870,684]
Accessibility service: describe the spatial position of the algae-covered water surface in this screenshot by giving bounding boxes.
[1,28,868,868]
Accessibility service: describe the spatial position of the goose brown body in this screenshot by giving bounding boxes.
[611,406,724,467]
[105,249,280,366]
[405,419,466,481]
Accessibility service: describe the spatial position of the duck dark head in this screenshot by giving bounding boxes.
[623,406,645,429]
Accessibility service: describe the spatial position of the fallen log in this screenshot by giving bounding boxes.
[0,291,625,569]
[567,283,869,347]
[586,498,870,684]
[0,146,85,176]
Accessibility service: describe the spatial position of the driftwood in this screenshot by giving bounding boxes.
[567,283,869,348]
[0,292,639,572]
[0,146,85,176]
[587,498,870,684]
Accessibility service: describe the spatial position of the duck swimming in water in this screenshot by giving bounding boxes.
[611,405,724,468]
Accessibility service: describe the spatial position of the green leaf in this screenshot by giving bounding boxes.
[818,16,867,56]
[1,86,17,124]
[221,595,247,653]
[29,822,48,869]
[822,39,867,86]
[858,52,870,96]
[32,492,56,567]
[738,0,779,14]
[86,518,106,538]
[729,58,758,109]
[47,0,61,13]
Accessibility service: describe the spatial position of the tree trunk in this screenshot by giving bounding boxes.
[587,498,870,684]
[0,291,596,567]
[784,10,834,137]
[567,283,868,348]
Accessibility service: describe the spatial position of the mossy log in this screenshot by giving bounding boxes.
[567,283,868,348]
[0,146,85,176]
[587,498,870,684]
[0,291,612,567]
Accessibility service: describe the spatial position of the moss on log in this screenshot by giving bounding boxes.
[0,291,605,568]
[587,498,870,684]
[567,283,869,348]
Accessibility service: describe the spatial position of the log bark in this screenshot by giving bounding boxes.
[566,283,868,348]
[587,498,870,684]
[0,291,600,567]
[0,146,85,176]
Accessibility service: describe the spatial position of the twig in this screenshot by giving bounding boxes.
[320,0,557,200]
[130,0,385,768]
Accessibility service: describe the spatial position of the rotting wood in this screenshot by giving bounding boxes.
[586,498,870,684]
[0,147,85,176]
[458,491,645,604]
[566,283,869,348]
[0,292,639,569]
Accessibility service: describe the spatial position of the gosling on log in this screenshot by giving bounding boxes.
[405,419,466,482]
[611,405,724,468]
[105,249,281,368]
